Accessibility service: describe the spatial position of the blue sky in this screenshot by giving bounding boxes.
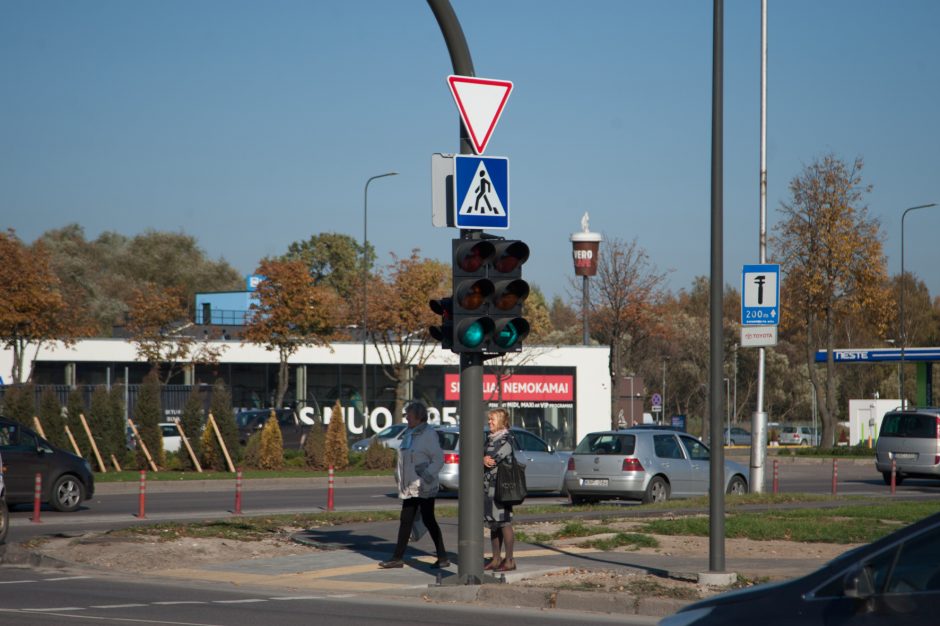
[2,1,938,305]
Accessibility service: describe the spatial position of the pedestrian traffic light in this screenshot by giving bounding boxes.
[429,297,453,350]
[450,238,530,353]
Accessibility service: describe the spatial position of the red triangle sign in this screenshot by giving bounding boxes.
[447,75,513,155]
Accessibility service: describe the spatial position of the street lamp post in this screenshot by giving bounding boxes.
[362,172,398,424]
[662,357,669,425]
[899,203,938,409]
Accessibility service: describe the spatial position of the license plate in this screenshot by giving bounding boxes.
[893,452,917,460]
[582,479,608,487]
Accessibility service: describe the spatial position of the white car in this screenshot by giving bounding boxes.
[160,422,182,453]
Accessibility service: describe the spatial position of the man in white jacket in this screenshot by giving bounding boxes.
[379,401,449,569]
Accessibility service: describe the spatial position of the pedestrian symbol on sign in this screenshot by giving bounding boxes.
[459,161,505,217]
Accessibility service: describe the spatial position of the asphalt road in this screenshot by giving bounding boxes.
[0,564,656,626]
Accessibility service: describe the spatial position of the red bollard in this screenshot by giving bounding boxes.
[327,465,335,512]
[137,469,147,519]
[772,459,779,494]
[831,459,838,496]
[891,458,897,495]
[234,469,243,515]
[31,473,42,523]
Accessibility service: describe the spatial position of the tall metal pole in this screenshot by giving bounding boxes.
[582,276,590,345]
[362,172,397,425]
[662,357,668,424]
[709,0,726,573]
[899,203,938,409]
[427,0,485,585]
[750,0,769,494]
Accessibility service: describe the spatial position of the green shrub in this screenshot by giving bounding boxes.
[135,369,164,469]
[242,431,262,469]
[2,384,35,427]
[39,386,68,450]
[303,424,328,470]
[324,399,349,470]
[257,413,284,470]
[362,440,396,470]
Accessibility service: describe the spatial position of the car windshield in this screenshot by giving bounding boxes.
[782,426,797,434]
[574,434,636,455]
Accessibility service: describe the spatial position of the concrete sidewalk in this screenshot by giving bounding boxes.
[130,513,834,620]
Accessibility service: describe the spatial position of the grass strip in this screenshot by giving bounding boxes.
[578,532,659,551]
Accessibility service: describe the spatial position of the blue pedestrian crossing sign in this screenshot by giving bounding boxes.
[741,264,780,325]
[454,155,509,229]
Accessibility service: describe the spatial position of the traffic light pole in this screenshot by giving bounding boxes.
[427,0,486,585]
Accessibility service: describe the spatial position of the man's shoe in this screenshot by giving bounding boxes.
[431,558,451,568]
[378,559,404,569]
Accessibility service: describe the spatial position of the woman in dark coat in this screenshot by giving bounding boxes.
[482,407,518,572]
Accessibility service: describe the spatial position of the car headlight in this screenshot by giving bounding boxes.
[659,607,714,626]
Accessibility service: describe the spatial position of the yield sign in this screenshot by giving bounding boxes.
[447,75,513,154]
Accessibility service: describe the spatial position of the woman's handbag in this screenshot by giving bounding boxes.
[495,452,527,506]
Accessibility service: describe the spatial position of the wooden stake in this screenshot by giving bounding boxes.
[127,418,159,473]
[64,424,82,457]
[207,413,235,473]
[174,418,202,473]
[78,413,107,473]
[32,416,46,439]
[110,454,123,472]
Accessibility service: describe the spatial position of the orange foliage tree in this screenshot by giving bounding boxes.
[0,230,89,382]
[243,258,342,408]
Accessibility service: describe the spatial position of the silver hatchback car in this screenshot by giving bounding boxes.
[564,427,749,504]
[436,426,570,494]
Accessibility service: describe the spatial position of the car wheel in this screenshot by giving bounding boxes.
[882,471,905,486]
[51,475,85,512]
[643,476,669,504]
[0,498,8,544]
[569,494,590,505]
[726,475,748,495]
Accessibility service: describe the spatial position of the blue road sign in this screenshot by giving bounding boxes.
[454,155,509,229]
[741,264,780,326]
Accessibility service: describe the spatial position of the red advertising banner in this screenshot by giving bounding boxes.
[445,374,574,402]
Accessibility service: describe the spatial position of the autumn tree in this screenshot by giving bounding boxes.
[40,225,242,336]
[243,258,342,408]
[586,237,668,428]
[125,283,226,383]
[283,232,374,302]
[369,251,450,421]
[324,399,349,469]
[0,230,88,382]
[772,154,889,447]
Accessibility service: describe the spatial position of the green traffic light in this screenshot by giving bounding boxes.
[460,321,486,348]
[494,322,519,348]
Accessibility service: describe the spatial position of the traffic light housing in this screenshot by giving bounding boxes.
[429,297,453,350]
[450,238,530,353]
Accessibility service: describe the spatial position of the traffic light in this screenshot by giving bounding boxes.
[429,297,453,350]
[450,238,530,353]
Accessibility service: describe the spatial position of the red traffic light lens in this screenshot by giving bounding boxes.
[456,241,495,273]
[492,241,529,273]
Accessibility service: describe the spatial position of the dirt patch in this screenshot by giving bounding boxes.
[32,533,310,573]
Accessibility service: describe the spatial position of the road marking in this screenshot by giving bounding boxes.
[152,601,208,605]
[44,576,93,581]
[23,607,86,611]
[211,599,267,604]
[0,579,36,584]
[268,596,325,601]
[91,604,149,609]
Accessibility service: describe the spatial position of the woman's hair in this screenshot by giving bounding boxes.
[404,401,428,423]
[487,408,510,431]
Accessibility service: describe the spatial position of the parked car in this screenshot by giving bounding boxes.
[235,408,310,449]
[0,416,95,512]
[160,422,182,453]
[723,427,752,446]
[436,426,570,494]
[660,509,940,625]
[350,423,408,453]
[0,450,7,544]
[778,425,820,446]
[564,427,748,504]
[875,408,940,485]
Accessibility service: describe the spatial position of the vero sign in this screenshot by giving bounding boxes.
[447,75,513,154]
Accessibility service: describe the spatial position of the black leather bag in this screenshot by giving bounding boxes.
[495,452,527,506]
